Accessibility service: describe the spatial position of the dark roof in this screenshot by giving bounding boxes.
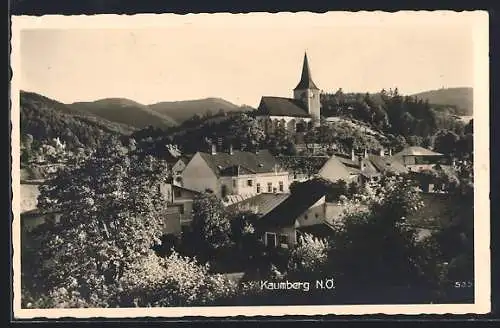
[368,154,408,174]
[199,149,284,177]
[297,222,336,240]
[256,97,310,117]
[172,184,201,194]
[257,179,330,228]
[277,156,330,174]
[294,53,319,90]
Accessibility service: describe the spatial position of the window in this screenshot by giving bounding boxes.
[179,205,185,215]
[267,183,272,193]
[247,179,253,187]
[304,214,308,220]
[279,234,288,245]
[221,185,228,198]
[279,181,284,192]
[233,180,237,188]
[265,232,277,247]
[256,183,261,193]
[173,188,181,198]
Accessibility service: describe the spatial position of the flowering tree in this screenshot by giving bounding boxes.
[287,233,330,279]
[119,250,237,307]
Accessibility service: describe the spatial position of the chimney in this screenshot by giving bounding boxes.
[379,148,385,157]
[389,148,392,156]
[364,149,368,159]
[211,143,217,155]
[229,144,234,155]
[351,148,356,161]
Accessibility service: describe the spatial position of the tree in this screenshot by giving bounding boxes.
[287,234,330,280]
[330,176,442,302]
[190,192,232,259]
[227,113,266,150]
[119,251,237,307]
[434,130,459,156]
[24,136,170,307]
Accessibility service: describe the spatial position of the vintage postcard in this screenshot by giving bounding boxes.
[11,11,490,318]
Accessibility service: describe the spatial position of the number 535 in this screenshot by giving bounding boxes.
[454,281,473,288]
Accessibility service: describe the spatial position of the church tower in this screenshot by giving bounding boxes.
[293,52,321,122]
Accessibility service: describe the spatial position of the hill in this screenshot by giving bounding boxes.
[20,91,135,148]
[412,87,473,116]
[149,97,248,123]
[69,98,178,129]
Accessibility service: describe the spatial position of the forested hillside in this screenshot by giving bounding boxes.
[412,87,473,116]
[149,97,248,124]
[69,98,178,129]
[20,91,134,149]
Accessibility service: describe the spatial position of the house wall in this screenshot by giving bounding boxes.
[295,196,327,227]
[20,183,41,214]
[293,89,321,121]
[256,116,311,134]
[262,226,297,249]
[181,153,219,195]
[255,172,290,194]
[325,202,347,225]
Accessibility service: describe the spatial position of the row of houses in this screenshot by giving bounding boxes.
[20,144,449,248]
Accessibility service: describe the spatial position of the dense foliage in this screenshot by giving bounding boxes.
[20,91,134,150]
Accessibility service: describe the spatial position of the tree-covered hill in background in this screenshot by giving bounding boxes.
[20,91,135,149]
[149,97,251,124]
[411,87,473,116]
[68,98,179,129]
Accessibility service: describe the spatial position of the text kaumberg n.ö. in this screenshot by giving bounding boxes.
[260,279,336,292]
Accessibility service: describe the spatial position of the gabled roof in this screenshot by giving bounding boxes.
[256,97,310,118]
[393,146,444,157]
[226,193,290,216]
[368,154,408,174]
[294,53,320,90]
[172,184,201,195]
[198,149,284,177]
[277,156,330,174]
[257,179,330,228]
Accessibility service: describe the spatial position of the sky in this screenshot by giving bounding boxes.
[19,12,477,108]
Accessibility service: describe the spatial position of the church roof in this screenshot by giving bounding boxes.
[294,53,319,90]
[256,96,310,118]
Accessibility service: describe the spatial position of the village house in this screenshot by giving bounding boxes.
[158,182,200,236]
[181,145,290,200]
[254,179,337,248]
[20,167,63,233]
[392,146,446,172]
[280,148,408,186]
[255,52,321,135]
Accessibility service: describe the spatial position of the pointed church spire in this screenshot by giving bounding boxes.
[294,52,319,90]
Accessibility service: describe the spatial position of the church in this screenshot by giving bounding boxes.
[255,52,322,134]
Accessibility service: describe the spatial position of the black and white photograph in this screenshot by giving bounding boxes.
[11,11,490,317]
